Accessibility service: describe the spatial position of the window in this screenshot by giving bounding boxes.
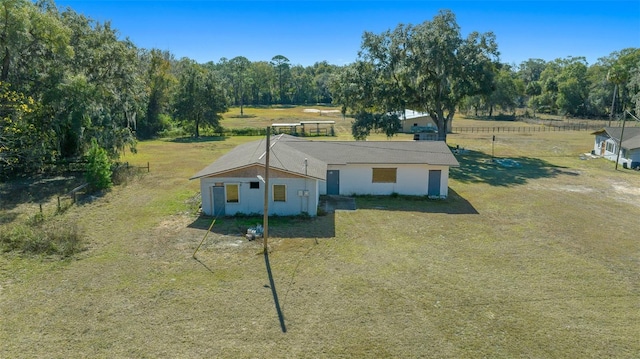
[225,184,239,203]
[372,168,397,183]
[250,181,260,189]
[273,184,286,202]
[606,141,615,153]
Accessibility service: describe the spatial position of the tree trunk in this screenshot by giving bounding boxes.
[434,111,447,142]
[1,47,9,82]
[1,3,10,82]
[195,116,200,137]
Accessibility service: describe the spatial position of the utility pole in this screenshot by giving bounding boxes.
[614,112,626,170]
[263,126,270,253]
[609,84,617,127]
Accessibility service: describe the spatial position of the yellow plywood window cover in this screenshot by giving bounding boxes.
[273,184,286,202]
[226,184,239,203]
[372,168,397,183]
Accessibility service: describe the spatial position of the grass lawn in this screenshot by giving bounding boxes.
[1,108,639,358]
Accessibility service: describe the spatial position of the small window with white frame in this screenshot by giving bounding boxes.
[606,141,615,153]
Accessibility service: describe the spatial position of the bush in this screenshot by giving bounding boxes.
[494,114,516,121]
[225,127,266,136]
[85,139,112,190]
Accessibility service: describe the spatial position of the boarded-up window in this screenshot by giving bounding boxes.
[273,184,286,202]
[372,168,397,183]
[226,184,239,203]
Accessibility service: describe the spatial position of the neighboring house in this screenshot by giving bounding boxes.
[398,109,437,134]
[592,127,640,168]
[190,135,460,217]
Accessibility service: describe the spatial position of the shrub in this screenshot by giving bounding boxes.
[226,127,266,136]
[85,139,112,190]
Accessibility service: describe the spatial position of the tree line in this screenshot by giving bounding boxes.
[1,1,638,178]
[330,10,640,141]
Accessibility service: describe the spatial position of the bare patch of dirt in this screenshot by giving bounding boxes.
[528,183,596,194]
[611,182,640,207]
[132,214,260,260]
[302,108,341,115]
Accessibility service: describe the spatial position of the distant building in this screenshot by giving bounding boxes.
[592,127,640,169]
[397,109,437,134]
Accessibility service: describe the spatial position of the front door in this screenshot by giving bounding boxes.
[601,141,605,155]
[212,185,225,216]
[327,170,340,195]
[428,170,441,197]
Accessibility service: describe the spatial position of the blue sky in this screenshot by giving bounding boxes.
[54,0,640,67]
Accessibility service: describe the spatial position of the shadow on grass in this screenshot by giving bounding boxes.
[169,135,226,143]
[192,257,215,274]
[355,189,478,215]
[451,150,568,187]
[264,251,287,333]
[187,212,336,239]
[0,212,19,225]
[227,114,257,119]
[0,174,85,214]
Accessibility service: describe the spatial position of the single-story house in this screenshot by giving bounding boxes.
[398,109,437,133]
[190,135,460,217]
[592,127,640,168]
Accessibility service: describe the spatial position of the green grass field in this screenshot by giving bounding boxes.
[1,107,639,358]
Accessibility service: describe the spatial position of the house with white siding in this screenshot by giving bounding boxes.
[190,135,459,217]
[592,127,640,169]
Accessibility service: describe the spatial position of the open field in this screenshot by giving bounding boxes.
[221,105,346,131]
[1,110,639,358]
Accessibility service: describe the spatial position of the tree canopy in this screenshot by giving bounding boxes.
[0,0,638,178]
[333,10,499,141]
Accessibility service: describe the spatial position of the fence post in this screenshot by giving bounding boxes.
[57,196,61,211]
[147,162,150,172]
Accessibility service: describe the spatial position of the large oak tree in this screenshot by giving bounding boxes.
[335,10,499,141]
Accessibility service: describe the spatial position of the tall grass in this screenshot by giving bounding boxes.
[0,218,85,258]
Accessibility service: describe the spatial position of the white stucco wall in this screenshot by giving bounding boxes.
[199,176,319,216]
[319,164,450,197]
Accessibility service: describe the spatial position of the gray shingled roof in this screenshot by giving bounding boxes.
[190,135,327,180]
[191,135,459,180]
[593,127,640,150]
[279,136,459,166]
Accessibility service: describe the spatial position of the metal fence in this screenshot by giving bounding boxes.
[452,124,603,133]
